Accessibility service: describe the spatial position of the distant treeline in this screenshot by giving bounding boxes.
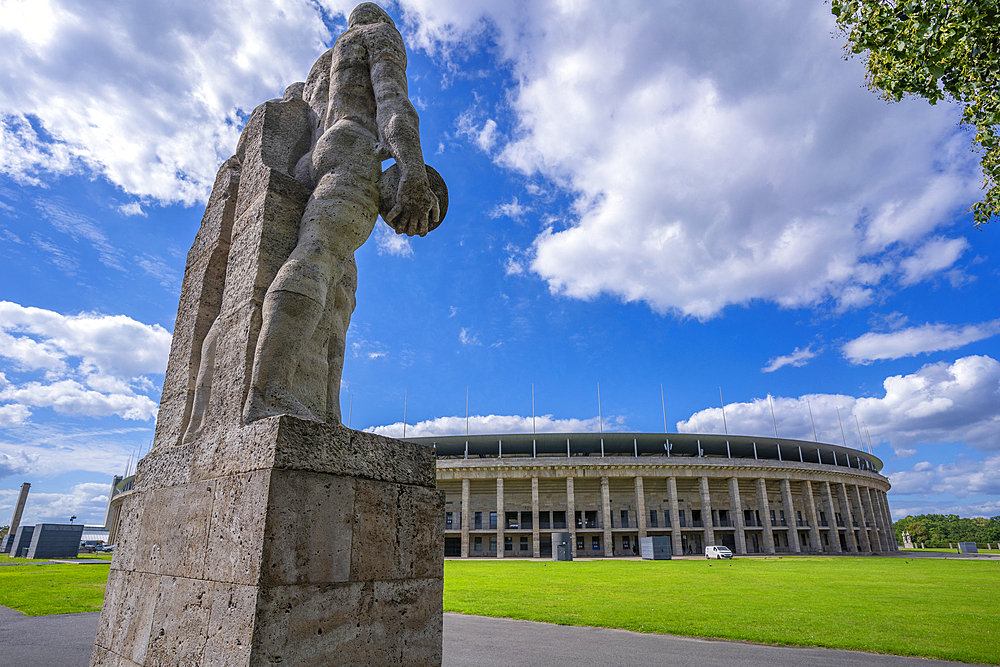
[894,514,1000,545]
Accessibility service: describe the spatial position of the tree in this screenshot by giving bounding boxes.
[832,0,1000,228]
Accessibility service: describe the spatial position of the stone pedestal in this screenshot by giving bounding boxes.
[90,417,444,666]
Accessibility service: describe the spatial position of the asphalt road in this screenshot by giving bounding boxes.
[0,606,987,667]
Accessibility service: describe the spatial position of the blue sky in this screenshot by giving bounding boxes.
[0,0,997,527]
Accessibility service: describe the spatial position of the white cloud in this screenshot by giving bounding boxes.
[0,301,170,422]
[1,379,157,420]
[366,413,621,439]
[0,481,117,526]
[898,236,969,286]
[762,346,818,373]
[0,403,31,427]
[889,454,1000,499]
[459,327,480,346]
[489,197,529,220]
[679,355,1000,453]
[117,201,146,217]
[400,0,979,318]
[843,320,1000,364]
[456,112,499,152]
[0,0,341,205]
[373,222,414,257]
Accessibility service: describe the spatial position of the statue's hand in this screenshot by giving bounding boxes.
[386,174,440,237]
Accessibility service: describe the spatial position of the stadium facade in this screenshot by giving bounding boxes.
[107,431,896,558]
[423,432,896,558]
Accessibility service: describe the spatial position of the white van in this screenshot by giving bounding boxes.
[705,545,733,559]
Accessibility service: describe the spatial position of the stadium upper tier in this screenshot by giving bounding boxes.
[406,431,882,472]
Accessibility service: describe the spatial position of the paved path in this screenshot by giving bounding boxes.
[0,606,987,666]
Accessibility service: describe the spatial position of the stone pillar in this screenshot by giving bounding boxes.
[496,477,504,559]
[803,480,821,553]
[531,477,540,558]
[601,477,613,557]
[667,476,682,556]
[779,479,800,553]
[755,478,775,554]
[90,419,444,667]
[699,476,715,547]
[837,483,858,552]
[727,478,746,555]
[863,486,886,551]
[822,481,842,553]
[461,478,471,558]
[850,485,871,552]
[1,482,30,553]
[566,476,576,556]
[877,490,897,551]
[635,476,647,539]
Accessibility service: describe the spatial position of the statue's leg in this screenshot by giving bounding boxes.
[244,120,379,424]
[244,192,377,424]
[182,317,220,442]
[326,255,358,424]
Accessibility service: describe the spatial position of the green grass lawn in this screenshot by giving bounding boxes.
[445,557,1000,664]
[0,555,109,616]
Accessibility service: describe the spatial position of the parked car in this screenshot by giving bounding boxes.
[706,545,733,559]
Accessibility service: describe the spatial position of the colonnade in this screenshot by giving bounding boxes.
[452,472,896,558]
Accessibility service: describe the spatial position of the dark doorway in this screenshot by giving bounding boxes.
[444,537,461,557]
[839,533,848,551]
[540,533,552,558]
[720,533,736,551]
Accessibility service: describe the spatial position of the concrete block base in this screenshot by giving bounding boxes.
[91,416,444,666]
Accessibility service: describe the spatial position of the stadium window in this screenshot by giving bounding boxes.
[592,536,600,550]
[489,536,497,552]
[622,536,630,551]
[540,512,550,529]
[620,510,629,528]
[489,511,497,529]
[520,536,528,551]
[577,536,584,550]
[649,510,658,527]
[445,512,453,529]
[474,511,482,529]
[474,537,482,551]
[504,536,512,551]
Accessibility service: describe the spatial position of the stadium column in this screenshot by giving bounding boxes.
[601,476,613,557]
[496,477,505,559]
[531,477,540,558]
[567,476,576,557]
[699,476,715,547]
[877,490,897,551]
[850,485,871,552]
[667,476,682,556]
[803,480,822,553]
[461,478,470,558]
[863,486,886,551]
[821,481,842,553]
[755,478,775,554]
[837,483,858,552]
[635,476,647,540]
[779,479,801,553]
[727,477,747,555]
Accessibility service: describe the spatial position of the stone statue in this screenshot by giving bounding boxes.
[96,9,446,664]
[174,2,447,444]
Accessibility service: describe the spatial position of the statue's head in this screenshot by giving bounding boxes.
[349,3,395,28]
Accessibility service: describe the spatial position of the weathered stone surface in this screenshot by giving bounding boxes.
[252,578,443,666]
[93,416,443,666]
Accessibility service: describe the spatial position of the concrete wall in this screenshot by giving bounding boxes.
[26,524,84,559]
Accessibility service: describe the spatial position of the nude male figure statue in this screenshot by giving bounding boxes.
[242,3,440,425]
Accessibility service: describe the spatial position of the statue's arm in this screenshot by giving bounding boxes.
[369,26,439,237]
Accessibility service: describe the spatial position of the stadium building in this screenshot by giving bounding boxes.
[423,432,896,558]
[106,431,896,558]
